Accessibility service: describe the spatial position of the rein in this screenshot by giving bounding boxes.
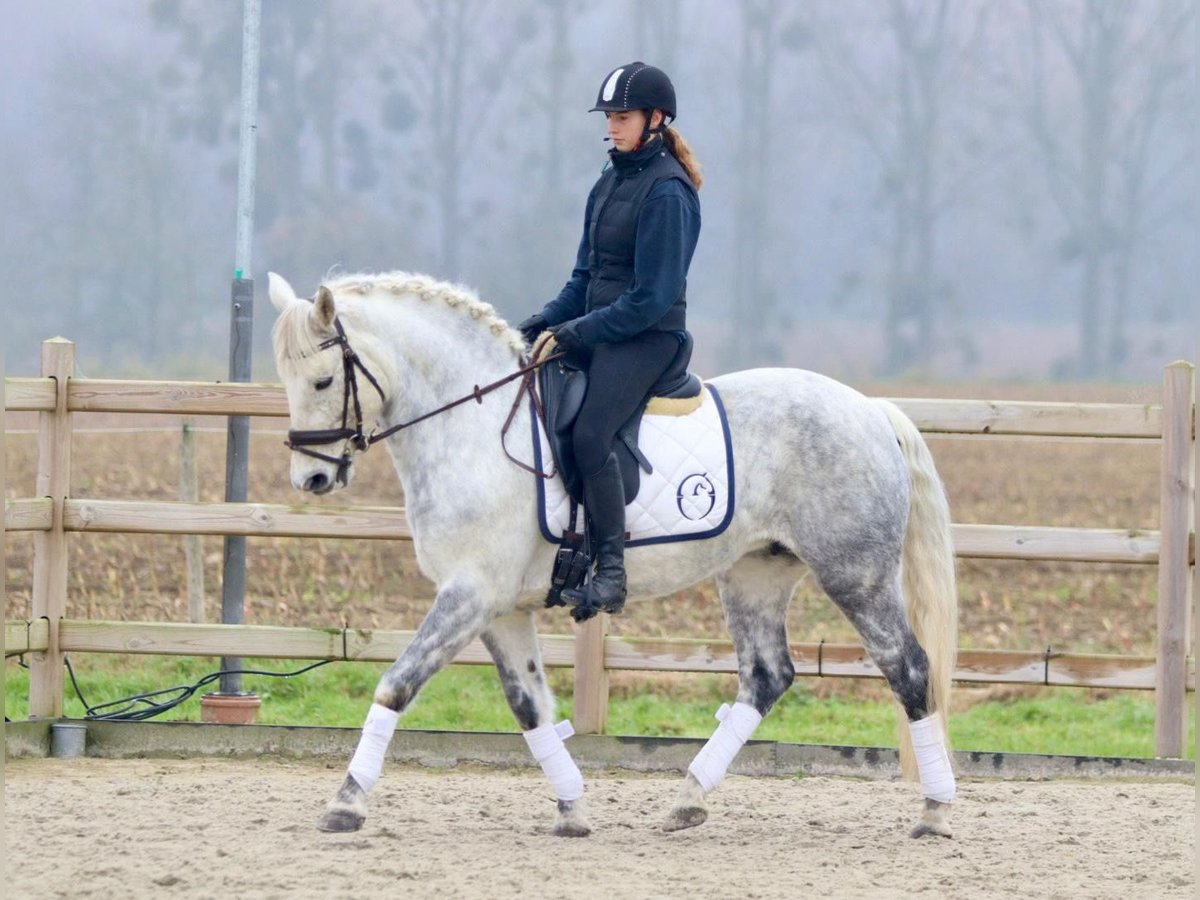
[284,315,562,486]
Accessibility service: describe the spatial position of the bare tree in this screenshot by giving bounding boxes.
[39,48,214,365]
[1012,0,1194,377]
[483,0,602,315]
[382,0,535,278]
[811,1,993,375]
[153,1,388,222]
[723,0,786,370]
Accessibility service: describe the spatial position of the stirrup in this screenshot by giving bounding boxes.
[546,540,589,608]
[567,593,626,623]
[546,503,589,609]
[563,572,626,621]
[569,602,599,623]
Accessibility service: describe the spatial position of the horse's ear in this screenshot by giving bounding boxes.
[267,272,298,312]
[313,286,337,329]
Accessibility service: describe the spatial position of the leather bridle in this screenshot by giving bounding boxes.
[283,317,386,486]
[284,315,561,487]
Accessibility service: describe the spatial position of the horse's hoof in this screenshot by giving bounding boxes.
[909,799,952,839]
[317,774,368,833]
[663,805,708,832]
[909,819,952,839]
[316,806,366,833]
[553,799,592,837]
[664,773,708,832]
[553,819,592,838]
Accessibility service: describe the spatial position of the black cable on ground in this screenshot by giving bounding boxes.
[63,655,332,722]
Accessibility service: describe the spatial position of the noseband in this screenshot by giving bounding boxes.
[284,313,562,487]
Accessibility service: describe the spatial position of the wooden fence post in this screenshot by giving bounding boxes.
[29,338,74,717]
[1155,361,1194,757]
[180,419,206,623]
[572,613,609,734]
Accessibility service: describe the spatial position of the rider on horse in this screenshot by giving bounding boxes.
[518,61,703,617]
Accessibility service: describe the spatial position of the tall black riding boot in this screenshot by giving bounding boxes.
[562,452,628,619]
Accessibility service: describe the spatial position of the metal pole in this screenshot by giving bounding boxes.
[219,0,261,698]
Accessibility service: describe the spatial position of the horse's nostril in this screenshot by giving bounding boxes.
[304,472,329,493]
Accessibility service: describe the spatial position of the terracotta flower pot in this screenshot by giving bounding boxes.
[200,692,262,725]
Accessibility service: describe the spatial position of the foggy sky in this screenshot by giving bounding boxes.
[2,1,1196,382]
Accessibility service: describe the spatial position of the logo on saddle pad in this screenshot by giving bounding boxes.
[535,384,735,547]
[677,473,717,520]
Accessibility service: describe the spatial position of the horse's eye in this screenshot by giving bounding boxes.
[314,376,334,391]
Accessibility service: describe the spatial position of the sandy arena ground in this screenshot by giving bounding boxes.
[5,757,1194,899]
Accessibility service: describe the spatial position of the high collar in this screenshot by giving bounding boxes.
[608,136,664,175]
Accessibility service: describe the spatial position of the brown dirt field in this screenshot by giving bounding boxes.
[5,757,1194,900]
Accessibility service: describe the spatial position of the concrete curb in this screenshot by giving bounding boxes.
[6,719,1194,781]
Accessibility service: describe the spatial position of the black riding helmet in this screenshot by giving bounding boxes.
[589,62,676,133]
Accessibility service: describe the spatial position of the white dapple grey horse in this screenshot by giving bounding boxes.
[267,271,959,839]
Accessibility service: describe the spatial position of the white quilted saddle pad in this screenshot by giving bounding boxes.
[534,384,735,547]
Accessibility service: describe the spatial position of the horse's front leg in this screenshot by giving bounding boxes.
[481,610,591,837]
[317,577,494,833]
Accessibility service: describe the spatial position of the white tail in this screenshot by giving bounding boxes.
[875,399,958,779]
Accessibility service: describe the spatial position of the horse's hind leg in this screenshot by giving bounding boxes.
[481,610,591,838]
[819,569,954,838]
[665,551,801,832]
[317,577,494,833]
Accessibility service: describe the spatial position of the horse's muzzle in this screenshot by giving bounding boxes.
[286,429,359,492]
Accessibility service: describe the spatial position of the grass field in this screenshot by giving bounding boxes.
[4,654,1193,759]
[4,379,1195,758]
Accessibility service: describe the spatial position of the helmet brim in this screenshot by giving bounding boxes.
[590,104,676,119]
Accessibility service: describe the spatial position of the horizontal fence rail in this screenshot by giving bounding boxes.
[4,499,413,540]
[4,619,1193,693]
[4,351,1196,757]
[895,398,1164,438]
[68,379,290,416]
[5,377,57,412]
[1,498,1178,563]
[2,376,1175,438]
[5,619,51,655]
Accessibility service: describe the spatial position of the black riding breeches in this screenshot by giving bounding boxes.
[571,331,681,477]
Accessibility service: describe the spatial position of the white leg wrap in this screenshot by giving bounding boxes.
[347,703,400,794]
[687,702,763,793]
[523,720,584,802]
[909,713,956,803]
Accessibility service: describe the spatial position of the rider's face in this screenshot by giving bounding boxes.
[605,109,662,152]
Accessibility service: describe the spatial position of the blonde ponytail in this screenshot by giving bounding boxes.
[662,127,703,190]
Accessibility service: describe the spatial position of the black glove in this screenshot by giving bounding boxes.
[516,313,548,346]
[550,320,586,354]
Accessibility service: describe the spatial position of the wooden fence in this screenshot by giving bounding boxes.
[4,338,1196,756]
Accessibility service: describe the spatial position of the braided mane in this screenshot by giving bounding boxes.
[328,272,525,353]
[272,271,526,363]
